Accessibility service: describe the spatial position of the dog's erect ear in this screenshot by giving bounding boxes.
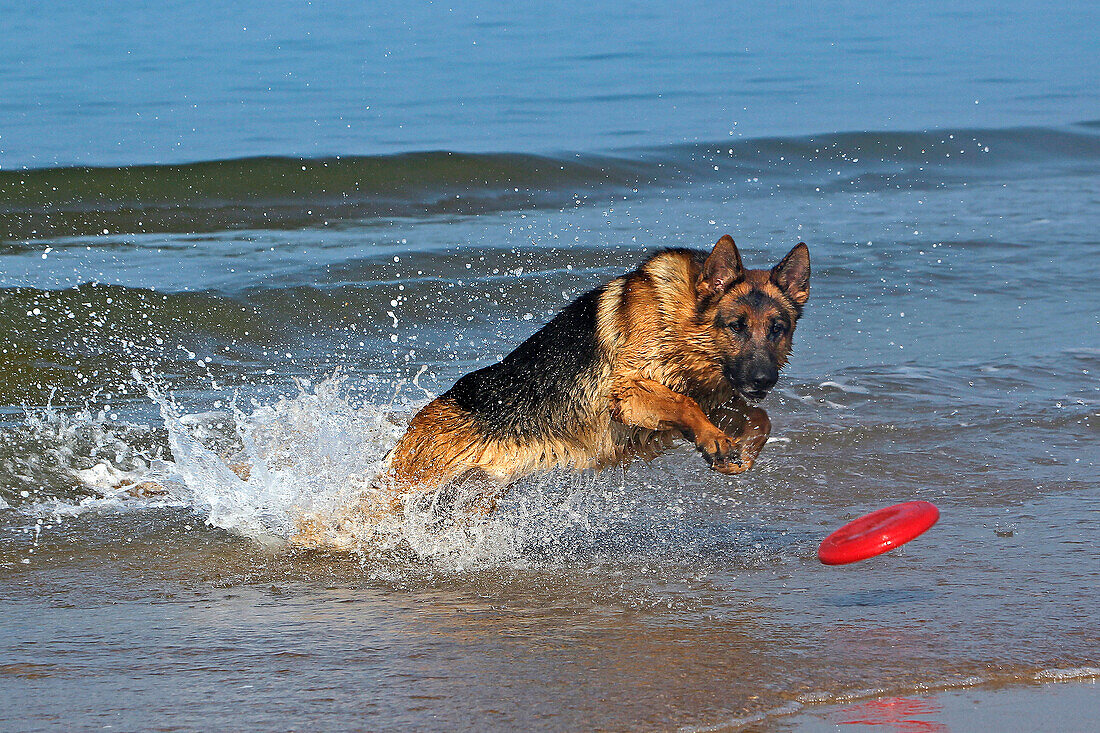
[698,235,745,299]
[770,242,810,305]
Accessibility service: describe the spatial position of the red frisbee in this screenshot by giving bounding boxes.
[818,501,940,565]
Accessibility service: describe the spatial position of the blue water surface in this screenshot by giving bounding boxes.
[1,0,1097,167]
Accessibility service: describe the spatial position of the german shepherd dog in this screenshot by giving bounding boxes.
[294,236,809,545]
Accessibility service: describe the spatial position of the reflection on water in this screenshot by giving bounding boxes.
[830,697,948,733]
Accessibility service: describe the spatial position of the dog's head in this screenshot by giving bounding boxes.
[695,235,810,402]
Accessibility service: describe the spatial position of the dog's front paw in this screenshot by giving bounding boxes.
[696,430,746,474]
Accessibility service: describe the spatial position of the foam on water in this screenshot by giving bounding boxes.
[0,398,168,506]
[3,374,408,544]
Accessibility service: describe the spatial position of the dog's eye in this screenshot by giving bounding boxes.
[728,318,747,334]
[769,322,787,339]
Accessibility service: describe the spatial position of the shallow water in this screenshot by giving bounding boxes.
[1,2,1098,730]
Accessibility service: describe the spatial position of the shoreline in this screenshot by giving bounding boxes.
[680,671,1100,732]
[774,677,1099,732]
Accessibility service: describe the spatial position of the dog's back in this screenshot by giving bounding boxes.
[389,284,616,491]
[446,288,606,444]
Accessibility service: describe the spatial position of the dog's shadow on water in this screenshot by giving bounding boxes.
[824,587,937,607]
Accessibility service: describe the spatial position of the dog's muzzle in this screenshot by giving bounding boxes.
[740,388,769,404]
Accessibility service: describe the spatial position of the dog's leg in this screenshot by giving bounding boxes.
[452,467,510,518]
[609,377,742,474]
[417,467,506,520]
[711,403,771,473]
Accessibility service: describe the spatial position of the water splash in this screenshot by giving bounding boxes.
[136,372,583,565]
[141,372,756,569]
[0,397,168,508]
[143,371,408,549]
[3,371,768,571]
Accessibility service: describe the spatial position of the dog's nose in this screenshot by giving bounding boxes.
[747,368,777,393]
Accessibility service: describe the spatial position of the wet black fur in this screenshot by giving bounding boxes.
[443,287,603,440]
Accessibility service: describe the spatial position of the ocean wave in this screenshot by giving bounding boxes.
[3,123,1098,242]
[0,150,651,244]
[0,281,280,404]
